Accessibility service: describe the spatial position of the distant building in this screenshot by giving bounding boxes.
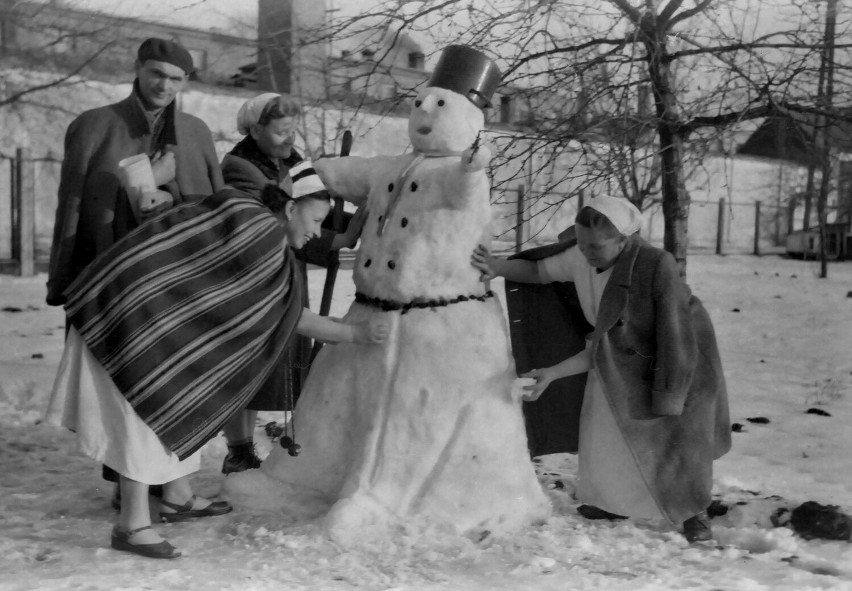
[738,109,852,226]
[0,0,255,85]
[0,0,539,126]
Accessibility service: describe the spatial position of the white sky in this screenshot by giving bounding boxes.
[53,0,821,38]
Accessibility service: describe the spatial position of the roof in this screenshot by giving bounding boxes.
[738,107,852,165]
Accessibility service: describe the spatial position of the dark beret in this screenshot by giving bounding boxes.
[137,38,194,75]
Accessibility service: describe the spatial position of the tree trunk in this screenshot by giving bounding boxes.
[642,22,690,276]
[817,0,837,278]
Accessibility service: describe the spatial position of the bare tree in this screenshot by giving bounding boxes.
[815,0,837,278]
[303,0,852,273]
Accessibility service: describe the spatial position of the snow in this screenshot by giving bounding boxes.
[1,252,852,591]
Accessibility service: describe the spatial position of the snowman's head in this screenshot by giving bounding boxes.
[408,86,484,154]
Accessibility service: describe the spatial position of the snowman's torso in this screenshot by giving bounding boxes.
[354,154,492,303]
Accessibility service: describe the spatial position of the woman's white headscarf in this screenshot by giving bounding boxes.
[236,92,280,135]
[586,194,642,236]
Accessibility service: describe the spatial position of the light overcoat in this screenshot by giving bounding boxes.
[590,234,731,524]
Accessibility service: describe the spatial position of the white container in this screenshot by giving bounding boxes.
[118,154,172,220]
[118,153,156,193]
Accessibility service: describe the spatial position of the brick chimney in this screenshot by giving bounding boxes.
[256,0,328,98]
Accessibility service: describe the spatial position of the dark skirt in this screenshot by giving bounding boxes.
[246,255,315,411]
[246,332,311,411]
[506,236,592,457]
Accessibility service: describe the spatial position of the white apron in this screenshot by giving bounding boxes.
[45,327,201,485]
[540,247,665,520]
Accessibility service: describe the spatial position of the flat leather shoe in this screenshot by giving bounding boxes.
[159,494,233,523]
[111,525,181,559]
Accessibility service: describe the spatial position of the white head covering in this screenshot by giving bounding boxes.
[585,194,642,236]
[236,92,280,135]
[289,161,327,199]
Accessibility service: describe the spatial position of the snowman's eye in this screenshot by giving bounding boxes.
[414,99,422,107]
[437,99,445,106]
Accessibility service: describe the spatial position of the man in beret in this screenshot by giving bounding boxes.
[47,37,223,307]
[46,37,224,504]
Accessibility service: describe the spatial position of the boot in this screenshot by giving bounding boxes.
[221,442,262,475]
[682,511,713,542]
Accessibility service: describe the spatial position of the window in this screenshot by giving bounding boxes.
[187,48,207,74]
[500,95,511,124]
[408,52,424,69]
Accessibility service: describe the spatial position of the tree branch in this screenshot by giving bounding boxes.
[0,42,115,107]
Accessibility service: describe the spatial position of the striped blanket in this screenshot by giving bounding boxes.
[64,189,303,460]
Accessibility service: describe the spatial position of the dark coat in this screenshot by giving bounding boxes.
[506,233,591,456]
[46,87,223,305]
[590,234,731,524]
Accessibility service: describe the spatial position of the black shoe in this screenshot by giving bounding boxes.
[221,443,262,475]
[159,495,233,522]
[577,504,629,521]
[111,525,181,559]
[683,511,713,542]
[111,483,165,511]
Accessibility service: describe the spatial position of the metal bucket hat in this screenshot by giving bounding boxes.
[427,45,502,109]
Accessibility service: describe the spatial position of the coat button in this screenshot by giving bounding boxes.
[616,318,625,327]
[364,259,372,267]
[388,183,394,192]
[410,181,418,191]
[401,218,408,227]
[387,260,396,270]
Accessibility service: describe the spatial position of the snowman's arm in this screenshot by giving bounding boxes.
[441,145,492,209]
[313,157,374,207]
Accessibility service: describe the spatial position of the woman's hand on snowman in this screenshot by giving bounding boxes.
[461,143,492,173]
[471,244,496,281]
[352,316,390,344]
[519,367,556,402]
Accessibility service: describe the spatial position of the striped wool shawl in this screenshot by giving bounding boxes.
[64,189,303,460]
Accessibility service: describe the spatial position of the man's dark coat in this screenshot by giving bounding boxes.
[47,87,224,305]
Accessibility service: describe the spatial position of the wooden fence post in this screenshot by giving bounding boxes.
[715,197,725,255]
[753,201,761,256]
[515,184,525,254]
[15,148,36,276]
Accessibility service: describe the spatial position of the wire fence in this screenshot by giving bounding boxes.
[2,152,847,276]
[491,186,848,257]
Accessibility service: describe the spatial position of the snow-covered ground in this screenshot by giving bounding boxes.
[1,253,851,591]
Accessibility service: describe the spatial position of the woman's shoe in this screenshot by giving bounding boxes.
[159,494,233,523]
[682,511,713,542]
[110,525,181,559]
[577,504,629,520]
[221,443,262,474]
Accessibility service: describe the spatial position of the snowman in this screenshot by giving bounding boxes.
[224,45,550,540]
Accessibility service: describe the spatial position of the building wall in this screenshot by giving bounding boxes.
[0,0,255,85]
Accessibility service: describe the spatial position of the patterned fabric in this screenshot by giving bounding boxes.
[63,189,303,459]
